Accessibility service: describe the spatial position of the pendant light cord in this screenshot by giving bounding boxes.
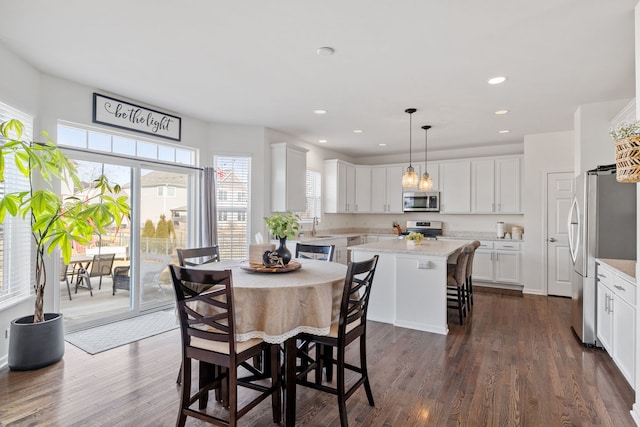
[405,108,417,166]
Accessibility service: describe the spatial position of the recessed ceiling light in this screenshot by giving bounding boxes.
[313,109,328,115]
[498,129,511,134]
[495,110,509,115]
[378,143,387,147]
[317,46,335,56]
[318,139,328,143]
[353,129,364,134]
[488,76,507,85]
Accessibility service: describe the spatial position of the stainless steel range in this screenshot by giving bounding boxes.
[403,220,443,240]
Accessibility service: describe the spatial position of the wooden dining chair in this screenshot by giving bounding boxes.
[447,244,471,324]
[177,246,220,267]
[295,255,379,427]
[169,265,281,427]
[295,243,335,262]
[75,253,116,296]
[175,246,221,385]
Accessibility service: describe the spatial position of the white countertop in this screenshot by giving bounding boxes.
[349,239,464,257]
[296,231,523,243]
[597,258,636,282]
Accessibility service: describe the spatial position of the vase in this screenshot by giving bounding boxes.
[276,237,292,265]
[8,313,65,370]
[406,240,416,249]
[615,136,640,183]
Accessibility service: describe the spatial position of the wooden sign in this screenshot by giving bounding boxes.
[92,93,181,141]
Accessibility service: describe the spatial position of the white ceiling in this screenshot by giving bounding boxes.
[0,1,636,158]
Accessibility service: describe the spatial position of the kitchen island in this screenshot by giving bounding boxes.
[350,239,468,335]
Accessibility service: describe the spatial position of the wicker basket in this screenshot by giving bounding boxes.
[615,136,640,183]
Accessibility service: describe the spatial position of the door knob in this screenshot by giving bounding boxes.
[548,237,556,242]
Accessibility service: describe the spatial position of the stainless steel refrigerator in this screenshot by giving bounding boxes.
[568,165,636,347]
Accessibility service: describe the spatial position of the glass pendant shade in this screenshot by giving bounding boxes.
[419,173,433,191]
[419,124,432,191]
[402,108,418,188]
[402,166,419,187]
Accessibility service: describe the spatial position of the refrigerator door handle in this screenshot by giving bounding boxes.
[567,197,580,264]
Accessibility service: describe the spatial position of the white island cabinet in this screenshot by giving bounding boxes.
[350,239,466,335]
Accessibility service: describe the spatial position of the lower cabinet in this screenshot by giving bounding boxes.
[596,262,636,388]
[468,241,521,285]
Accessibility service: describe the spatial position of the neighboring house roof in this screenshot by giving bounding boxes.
[135,170,188,188]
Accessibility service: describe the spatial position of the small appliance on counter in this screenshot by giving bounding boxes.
[401,220,443,240]
[512,226,523,240]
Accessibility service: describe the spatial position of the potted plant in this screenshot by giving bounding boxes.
[263,210,300,265]
[405,231,424,248]
[610,120,640,183]
[1,119,130,370]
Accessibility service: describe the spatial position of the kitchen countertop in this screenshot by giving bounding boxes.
[297,231,523,244]
[597,258,636,282]
[349,239,464,257]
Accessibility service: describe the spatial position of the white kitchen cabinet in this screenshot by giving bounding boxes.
[324,159,356,213]
[371,165,404,213]
[495,157,522,213]
[470,157,522,214]
[439,160,471,213]
[471,159,495,213]
[354,166,372,213]
[596,262,636,388]
[472,241,521,285]
[271,143,308,212]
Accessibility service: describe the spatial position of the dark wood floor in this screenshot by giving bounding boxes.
[0,289,635,426]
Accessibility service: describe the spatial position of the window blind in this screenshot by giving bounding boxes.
[0,102,34,307]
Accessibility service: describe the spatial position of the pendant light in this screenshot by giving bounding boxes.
[419,125,433,191]
[402,108,419,187]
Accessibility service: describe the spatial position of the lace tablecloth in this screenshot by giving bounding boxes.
[195,258,347,344]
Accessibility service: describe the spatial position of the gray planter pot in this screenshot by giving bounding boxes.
[8,313,65,371]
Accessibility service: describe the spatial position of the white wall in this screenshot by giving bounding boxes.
[522,130,574,294]
[574,99,631,175]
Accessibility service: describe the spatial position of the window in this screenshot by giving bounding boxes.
[57,122,197,166]
[214,156,250,260]
[0,102,34,307]
[157,185,176,197]
[299,170,322,221]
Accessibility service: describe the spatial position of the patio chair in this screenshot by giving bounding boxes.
[140,254,171,294]
[75,253,115,296]
[112,265,131,295]
[60,260,72,301]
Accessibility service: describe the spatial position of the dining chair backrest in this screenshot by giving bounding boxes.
[89,253,115,277]
[337,255,379,340]
[451,245,471,287]
[169,264,237,357]
[465,240,481,279]
[295,243,335,262]
[176,246,220,267]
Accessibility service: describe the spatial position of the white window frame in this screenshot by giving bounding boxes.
[299,169,322,223]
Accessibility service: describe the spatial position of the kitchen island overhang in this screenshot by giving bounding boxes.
[350,239,468,335]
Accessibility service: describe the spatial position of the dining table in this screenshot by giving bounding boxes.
[193,258,348,427]
[67,255,94,287]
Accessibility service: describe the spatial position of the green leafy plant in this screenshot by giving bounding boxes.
[610,120,640,141]
[406,231,424,243]
[264,210,300,239]
[0,119,130,322]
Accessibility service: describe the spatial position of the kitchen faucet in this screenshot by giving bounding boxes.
[311,216,318,236]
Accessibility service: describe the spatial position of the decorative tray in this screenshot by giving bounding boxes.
[240,260,302,274]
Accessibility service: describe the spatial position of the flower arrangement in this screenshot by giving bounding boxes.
[405,231,424,244]
[264,210,300,239]
[610,120,640,141]
[610,120,640,183]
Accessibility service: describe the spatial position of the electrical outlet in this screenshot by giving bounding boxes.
[418,261,430,269]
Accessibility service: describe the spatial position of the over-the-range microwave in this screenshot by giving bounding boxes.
[403,191,440,212]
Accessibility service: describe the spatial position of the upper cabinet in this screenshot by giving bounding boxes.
[271,143,308,212]
[324,159,356,213]
[371,165,404,213]
[441,156,522,214]
[440,160,471,213]
[354,166,372,213]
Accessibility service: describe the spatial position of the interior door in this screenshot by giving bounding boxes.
[547,171,574,297]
